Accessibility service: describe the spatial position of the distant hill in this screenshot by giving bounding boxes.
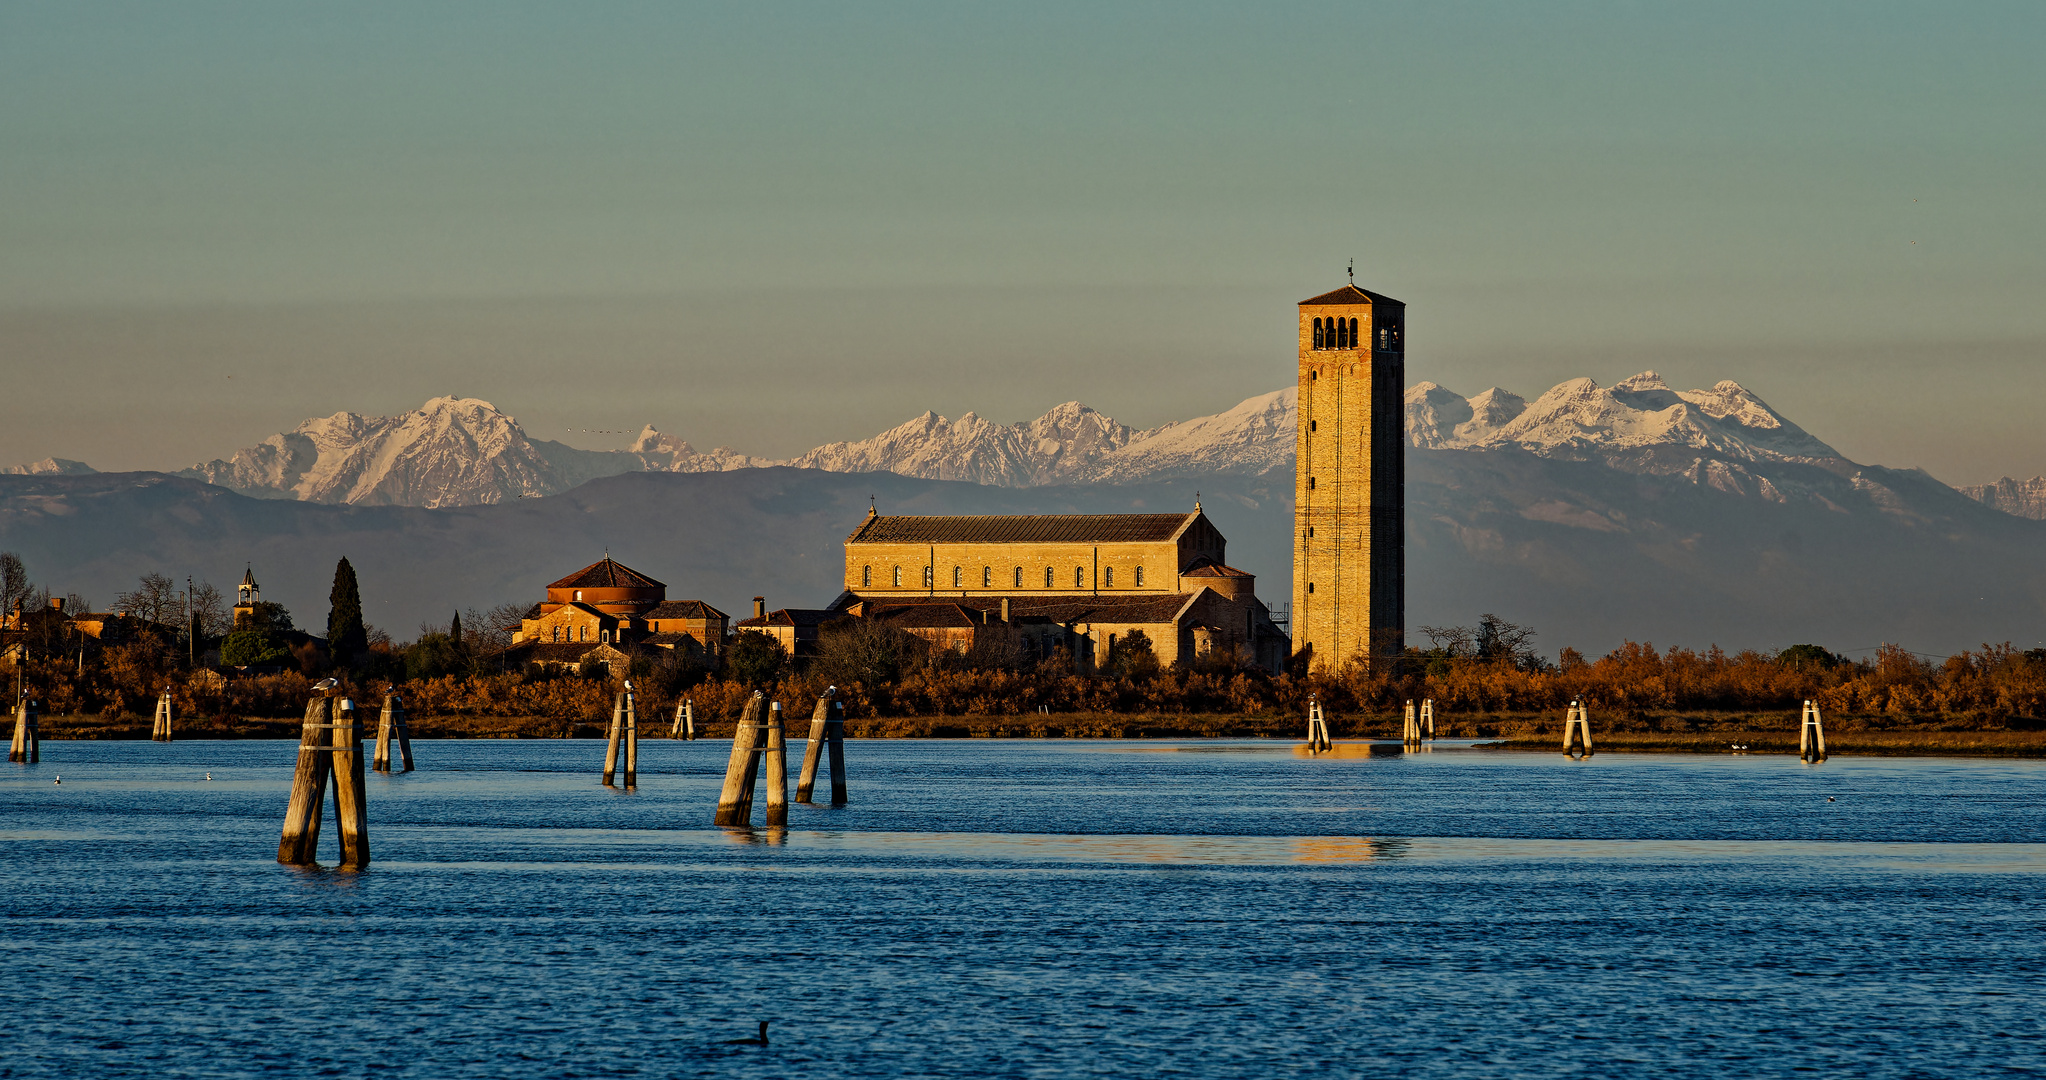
[4,445,2041,657]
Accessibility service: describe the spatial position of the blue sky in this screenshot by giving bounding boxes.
[3,1,2042,481]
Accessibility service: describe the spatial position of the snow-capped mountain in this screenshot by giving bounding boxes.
[2,457,95,476]
[1960,476,2046,520]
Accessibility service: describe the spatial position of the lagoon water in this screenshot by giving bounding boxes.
[4,739,2043,1078]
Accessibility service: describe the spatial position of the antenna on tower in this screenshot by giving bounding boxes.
[1348,259,1354,283]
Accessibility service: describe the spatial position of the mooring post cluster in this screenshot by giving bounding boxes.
[1402,700,1421,746]
[602,681,639,787]
[372,691,414,773]
[1304,695,1330,751]
[796,686,847,804]
[1421,699,1435,740]
[9,695,38,764]
[1799,700,1828,762]
[671,698,696,740]
[1562,701,1594,758]
[151,688,174,742]
[277,684,370,868]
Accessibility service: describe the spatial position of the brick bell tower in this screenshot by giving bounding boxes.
[1292,280,1405,671]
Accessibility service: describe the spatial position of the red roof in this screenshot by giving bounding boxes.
[547,557,665,591]
[1299,284,1403,307]
[849,513,1197,545]
[646,600,727,620]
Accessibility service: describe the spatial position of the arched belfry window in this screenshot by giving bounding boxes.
[1350,318,1359,348]
[1334,318,1346,349]
[1312,317,1324,350]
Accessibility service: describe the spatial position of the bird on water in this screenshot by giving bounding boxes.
[725,1021,770,1046]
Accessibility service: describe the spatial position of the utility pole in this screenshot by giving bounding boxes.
[187,576,196,669]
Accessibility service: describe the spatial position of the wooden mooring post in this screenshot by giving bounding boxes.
[9,697,39,764]
[1304,696,1331,751]
[763,701,789,827]
[715,692,768,826]
[373,692,415,773]
[1402,700,1421,746]
[152,688,174,742]
[1562,701,1594,758]
[602,682,639,787]
[1421,699,1435,740]
[671,698,696,740]
[1799,699,1828,762]
[276,687,370,868]
[797,687,849,804]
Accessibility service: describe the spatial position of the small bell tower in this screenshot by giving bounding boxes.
[233,567,260,629]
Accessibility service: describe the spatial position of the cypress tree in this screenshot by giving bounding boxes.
[450,609,463,649]
[327,557,368,666]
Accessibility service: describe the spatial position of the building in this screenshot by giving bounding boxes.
[732,597,838,658]
[831,507,1288,672]
[232,567,260,629]
[505,556,728,671]
[1293,282,1406,671]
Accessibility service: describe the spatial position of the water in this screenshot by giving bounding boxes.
[4,739,2043,1078]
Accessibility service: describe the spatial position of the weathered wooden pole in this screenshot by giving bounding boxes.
[622,683,638,787]
[671,698,696,740]
[796,686,838,803]
[373,692,414,773]
[826,698,848,804]
[1422,699,1435,740]
[1562,701,1594,757]
[1304,696,1330,751]
[1402,700,1420,745]
[278,695,333,864]
[330,696,371,869]
[10,697,39,763]
[153,688,174,742]
[1799,699,1828,762]
[602,689,627,786]
[763,701,788,826]
[714,691,767,826]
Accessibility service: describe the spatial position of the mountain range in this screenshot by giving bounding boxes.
[3,371,2044,655]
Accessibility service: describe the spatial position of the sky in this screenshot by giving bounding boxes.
[3,1,2043,484]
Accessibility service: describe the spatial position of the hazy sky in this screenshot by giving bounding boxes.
[4,2,2043,484]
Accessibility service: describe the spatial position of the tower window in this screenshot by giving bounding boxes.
[983,566,992,588]
[1310,420,1316,432]
[1045,567,1054,588]
[1336,318,1349,349]
[1313,317,1324,350]
[1134,566,1144,587]
[1349,318,1359,348]
[1308,583,1315,594]
[1308,476,1316,490]
[1104,567,1114,588]
[862,565,871,587]
[894,566,902,587]
[1014,567,1023,588]
[574,590,582,602]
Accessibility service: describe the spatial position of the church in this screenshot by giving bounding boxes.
[503,557,729,672]
[826,505,1290,673]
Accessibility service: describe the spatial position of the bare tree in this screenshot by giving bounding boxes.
[115,572,184,628]
[0,552,27,613]
[189,581,230,638]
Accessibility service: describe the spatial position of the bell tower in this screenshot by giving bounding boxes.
[1292,282,1405,671]
[234,566,260,629]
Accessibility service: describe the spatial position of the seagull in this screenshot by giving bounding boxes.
[205,772,213,781]
[724,1020,770,1046]
[53,776,60,784]
[314,678,340,692]
[1827,797,1835,802]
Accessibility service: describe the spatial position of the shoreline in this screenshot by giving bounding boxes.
[25,711,2046,758]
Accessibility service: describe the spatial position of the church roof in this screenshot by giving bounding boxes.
[547,557,665,591]
[645,600,728,620]
[1299,284,1403,307]
[241,566,258,587]
[848,512,1198,546]
[1181,562,1254,578]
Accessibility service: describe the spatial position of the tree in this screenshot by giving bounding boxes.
[188,581,230,638]
[1778,644,1841,672]
[404,633,465,681]
[115,572,183,627]
[726,629,788,686]
[221,630,292,667]
[0,552,26,613]
[450,610,464,650]
[239,601,292,632]
[1105,629,1161,680]
[327,557,368,666]
[814,618,918,686]
[1419,614,1544,670]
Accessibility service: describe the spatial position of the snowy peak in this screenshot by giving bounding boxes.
[1407,372,1842,464]
[3,457,96,476]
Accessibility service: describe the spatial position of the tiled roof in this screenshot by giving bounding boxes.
[645,600,727,620]
[521,602,543,620]
[640,631,702,646]
[547,557,665,591]
[735,608,839,629]
[868,603,992,629]
[851,593,1198,626]
[848,513,1195,545]
[1299,284,1402,307]
[1182,563,1254,578]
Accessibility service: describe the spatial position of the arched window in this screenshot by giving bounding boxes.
[1312,317,1324,349]
[1379,326,1388,349]
[1334,318,1346,349]
[893,566,902,587]
[601,628,610,643]
[1104,566,1114,588]
[1309,476,1316,490]
[1074,566,1085,588]
[1014,567,1024,588]
[923,566,934,588]
[551,625,559,643]
[1349,317,1359,348]
[983,567,992,587]
[862,565,872,587]
[952,566,962,588]
[574,590,583,602]
[1045,567,1054,588]
[1134,566,1144,587]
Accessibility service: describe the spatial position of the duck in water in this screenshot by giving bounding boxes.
[725,1020,769,1046]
